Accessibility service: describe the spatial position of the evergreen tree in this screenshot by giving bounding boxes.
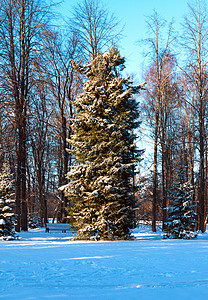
[0,164,16,240]
[60,48,144,240]
[163,166,197,239]
[28,213,42,229]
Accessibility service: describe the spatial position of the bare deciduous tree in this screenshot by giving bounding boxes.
[143,11,175,231]
[0,0,53,231]
[182,0,208,232]
[70,0,120,60]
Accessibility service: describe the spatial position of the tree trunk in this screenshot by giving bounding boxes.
[61,116,68,223]
[152,109,159,232]
[199,113,205,232]
[162,142,168,231]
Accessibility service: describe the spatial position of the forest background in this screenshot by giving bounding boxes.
[0,0,207,235]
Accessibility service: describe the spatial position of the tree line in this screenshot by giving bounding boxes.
[0,0,120,232]
[0,0,207,236]
[140,1,208,233]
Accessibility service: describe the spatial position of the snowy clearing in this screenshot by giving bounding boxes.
[0,226,208,299]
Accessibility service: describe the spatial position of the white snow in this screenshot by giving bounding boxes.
[0,226,208,299]
[0,219,5,225]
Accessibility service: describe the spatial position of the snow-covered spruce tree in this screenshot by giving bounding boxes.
[60,48,144,240]
[0,163,16,240]
[163,166,197,239]
[28,213,42,229]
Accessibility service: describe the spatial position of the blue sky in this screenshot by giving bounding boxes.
[58,0,190,78]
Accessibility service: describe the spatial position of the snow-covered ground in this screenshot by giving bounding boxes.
[0,226,208,299]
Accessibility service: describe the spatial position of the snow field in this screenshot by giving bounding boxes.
[0,227,208,299]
